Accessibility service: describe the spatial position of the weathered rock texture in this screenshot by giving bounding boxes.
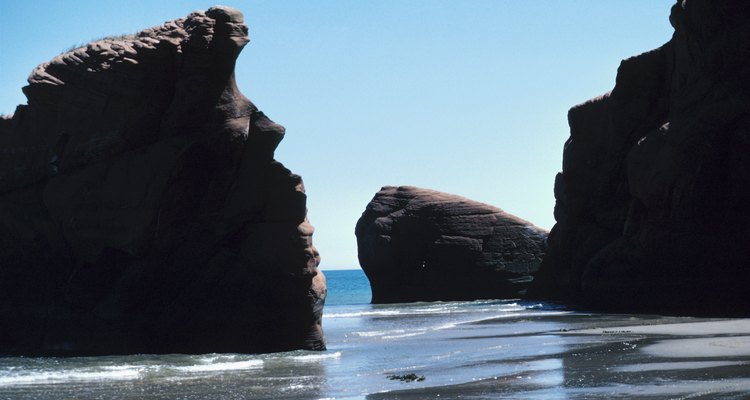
[0,6,326,355]
[356,186,548,303]
[529,0,750,315]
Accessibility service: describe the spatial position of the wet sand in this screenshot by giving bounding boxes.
[368,318,750,399]
[2,301,749,399]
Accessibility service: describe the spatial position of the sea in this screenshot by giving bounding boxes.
[2,269,750,399]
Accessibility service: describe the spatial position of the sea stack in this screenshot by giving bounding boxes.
[0,6,326,355]
[356,186,548,303]
[529,0,750,315]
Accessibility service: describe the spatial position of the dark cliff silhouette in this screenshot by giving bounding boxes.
[529,0,750,316]
[357,186,547,303]
[0,6,325,355]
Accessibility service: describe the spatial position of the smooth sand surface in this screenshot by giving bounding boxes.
[567,318,750,336]
[367,316,750,399]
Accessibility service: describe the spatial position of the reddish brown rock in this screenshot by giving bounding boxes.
[0,6,325,355]
[356,186,547,303]
[529,0,750,316]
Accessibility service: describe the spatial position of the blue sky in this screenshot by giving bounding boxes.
[0,1,675,269]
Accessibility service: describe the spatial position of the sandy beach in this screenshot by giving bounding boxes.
[366,316,750,399]
[2,273,750,399]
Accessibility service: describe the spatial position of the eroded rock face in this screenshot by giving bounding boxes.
[0,6,326,355]
[528,0,750,315]
[356,186,548,303]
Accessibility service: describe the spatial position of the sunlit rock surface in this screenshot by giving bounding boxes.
[356,186,547,303]
[0,6,325,355]
[529,0,750,315]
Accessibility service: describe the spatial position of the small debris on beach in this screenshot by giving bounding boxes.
[387,373,426,382]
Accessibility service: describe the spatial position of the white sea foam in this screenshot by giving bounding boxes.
[382,331,426,340]
[354,327,431,340]
[348,309,571,342]
[291,352,342,362]
[323,300,531,319]
[324,310,401,318]
[0,357,267,386]
[352,330,392,337]
[173,359,263,373]
[0,365,144,386]
[445,311,573,327]
[440,314,523,329]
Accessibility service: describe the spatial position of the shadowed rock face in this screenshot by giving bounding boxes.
[0,6,326,355]
[356,186,548,303]
[529,0,750,316]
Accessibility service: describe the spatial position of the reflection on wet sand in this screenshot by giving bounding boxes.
[368,317,750,399]
[3,302,749,399]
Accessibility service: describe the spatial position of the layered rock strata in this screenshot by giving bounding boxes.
[356,186,548,303]
[0,6,326,355]
[529,0,750,315]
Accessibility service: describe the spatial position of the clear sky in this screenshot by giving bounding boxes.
[1,1,675,269]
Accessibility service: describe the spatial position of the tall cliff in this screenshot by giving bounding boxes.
[529,0,750,315]
[0,6,326,355]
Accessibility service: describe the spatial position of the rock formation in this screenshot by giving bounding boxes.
[528,0,750,315]
[0,6,326,355]
[356,186,547,303]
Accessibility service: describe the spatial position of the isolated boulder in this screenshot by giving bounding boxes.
[529,0,750,315]
[356,186,547,303]
[0,6,326,355]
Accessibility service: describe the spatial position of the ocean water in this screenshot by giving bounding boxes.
[325,269,373,306]
[1,269,750,399]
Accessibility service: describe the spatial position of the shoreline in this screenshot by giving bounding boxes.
[2,301,750,399]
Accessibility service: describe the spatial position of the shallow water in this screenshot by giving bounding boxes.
[1,270,749,399]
